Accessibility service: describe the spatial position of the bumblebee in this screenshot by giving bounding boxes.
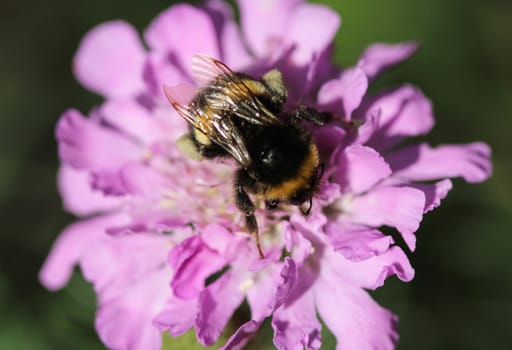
[163,55,324,257]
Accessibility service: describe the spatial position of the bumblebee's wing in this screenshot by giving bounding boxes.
[163,84,252,167]
[191,54,233,87]
[191,54,282,126]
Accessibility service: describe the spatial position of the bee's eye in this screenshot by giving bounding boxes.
[260,149,276,165]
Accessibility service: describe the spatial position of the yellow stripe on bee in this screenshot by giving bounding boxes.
[264,143,319,200]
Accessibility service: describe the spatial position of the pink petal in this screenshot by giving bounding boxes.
[287,3,341,65]
[311,124,347,159]
[39,213,129,290]
[355,108,381,145]
[327,223,393,262]
[284,224,314,264]
[144,4,220,77]
[201,224,245,262]
[57,165,120,217]
[202,0,252,70]
[412,179,453,213]
[95,268,169,350]
[272,266,322,350]
[196,270,246,345]
[319,244,414,292]
[94,160,170,199]
[91,169,126,196]
[220,320,262,350]
[153,295,198,336]
[347,186,425,251]
[119,163,167,197]
[387,142,492,183]
[73,21,146,98]
[80,233,170,301]
[56,109,141,170]
[317,67,368,121]
[144,52,189,98]
[248,258,297,321]
[99,99,163,145]
[168,236,226,299]
[363,85,434,151]
[221,258,297,349]
[343,246,415,290]
[106,216,188,237]
[84,233,172,350]
[237,0,301,59]
[332,145,391,194]
[315,279,398,350]
[358,42,419,80]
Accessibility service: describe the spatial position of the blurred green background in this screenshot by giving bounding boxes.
[1,0,510,349]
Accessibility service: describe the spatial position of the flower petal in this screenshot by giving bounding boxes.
[272,265,322,350]
[312,124,347,159]
[92,160,170,198]
[332,145,391,194]
[153,295,198,336]
[39,214,127,290]
[144,4,220,77]
[387,142,492,183]
[81,234,171,301]
[361,85,434,151]
[284,224,314,264]
[315,278,398,350]
[99,99,164,145]
[73,21,146,98]
[343,246,415,290]
[202,0,252,70]
[347,186,425,251]
[326,223,393,262]
[57,165,120,216]
[84,233,172,350]
[95,268,169,350]
[287,3,341,65]
[196,270,246,345]
[317,67,368,120]
[249,257,297,321]
[237,0,301,59]
[220,320,262,350]
[411,179,453,213]
[218,259,296,349]
[119,163,167,197]
[144,52,189,98]
[358,42,419,80]
[56,109,140,170]
[169,235,227,300]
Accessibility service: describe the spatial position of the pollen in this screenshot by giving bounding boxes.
[160,199,176,209]
[239,278,255,291]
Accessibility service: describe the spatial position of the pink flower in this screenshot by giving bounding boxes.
[40,1,492,350]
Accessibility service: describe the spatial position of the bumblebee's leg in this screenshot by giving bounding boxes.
[235,170,264,258]
[293,105,326,125]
